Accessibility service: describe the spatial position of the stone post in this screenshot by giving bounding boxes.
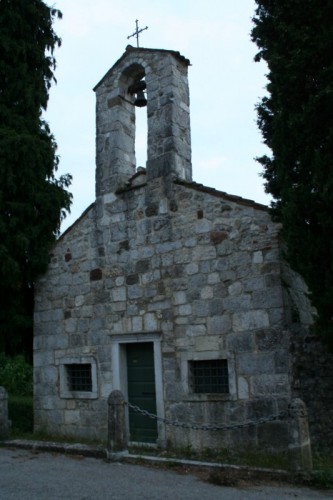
[288,398,312,472]
[0,386,11,439]
[107,390,128,459]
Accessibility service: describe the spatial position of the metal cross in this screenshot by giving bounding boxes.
[127,19,148,48]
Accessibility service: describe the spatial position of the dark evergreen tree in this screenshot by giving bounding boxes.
[251,1,333,340]
[0,0,72,355]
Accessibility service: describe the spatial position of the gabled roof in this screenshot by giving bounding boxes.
[174,178,268,211]
[59,175,269,241]
[116,169,268,211]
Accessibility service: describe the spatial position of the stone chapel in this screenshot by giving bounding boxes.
[34,45,329,452]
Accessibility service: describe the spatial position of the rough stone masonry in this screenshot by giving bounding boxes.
[34,46,331,453]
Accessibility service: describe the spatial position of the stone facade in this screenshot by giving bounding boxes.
[34,46,322,453]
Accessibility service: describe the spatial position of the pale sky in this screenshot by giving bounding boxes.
[46,0,271,232]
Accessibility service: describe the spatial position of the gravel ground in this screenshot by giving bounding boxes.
[0,447,331,500]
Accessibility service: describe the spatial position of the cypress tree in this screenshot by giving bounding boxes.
[0,0,72,355]
[251,1,333,341]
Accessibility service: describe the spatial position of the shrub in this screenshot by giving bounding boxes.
[0,353,33,396]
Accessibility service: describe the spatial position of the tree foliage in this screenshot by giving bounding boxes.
[0,353,33,396]
[0,0,72,355]
[251,0,333,339]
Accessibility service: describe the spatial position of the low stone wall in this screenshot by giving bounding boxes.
[0,386,11,439]
[107,390,312,471]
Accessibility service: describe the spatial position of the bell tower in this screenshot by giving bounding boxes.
[93,46,192,197]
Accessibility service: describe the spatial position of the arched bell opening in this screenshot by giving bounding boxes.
[119,63,148,172]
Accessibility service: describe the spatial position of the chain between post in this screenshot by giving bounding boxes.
[125,401,300,432]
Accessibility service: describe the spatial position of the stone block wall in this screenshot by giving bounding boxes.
[34,177,295,451]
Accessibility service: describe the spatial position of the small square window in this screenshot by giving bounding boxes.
[66,364,92,392]
[190,359,229,394]
[59,357,98,399]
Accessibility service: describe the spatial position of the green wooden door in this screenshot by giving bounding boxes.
[126,342,158,443]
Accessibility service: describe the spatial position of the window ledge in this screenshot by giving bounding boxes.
[60,390,98,400]
[185,393,236,403]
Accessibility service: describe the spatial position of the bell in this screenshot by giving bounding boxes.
[134,90,147,107]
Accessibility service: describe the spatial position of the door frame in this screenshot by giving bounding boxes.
[111,333,165,446]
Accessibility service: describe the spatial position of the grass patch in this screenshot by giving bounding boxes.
[310,452,333,489]
[129,444,290,470]
[310,470,333,489]
[313,451,333,470]
[186,446,290,469]
[223,450,289,470]
[130,445,333,489]
[6,425,105,448]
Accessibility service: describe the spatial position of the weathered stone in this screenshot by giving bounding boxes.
[200,286,214,299]
[144,313,158,331]
[210,231,228,245]
[252,251,263,264]
[178,304,192,316]
[251,374,290,397]
[238,353,275,376]
[237,377,249,400]
[207,272,220,284]
[252,287,283,309]
[228,281,243,296]
[227,332,255,352]
[111,287,126,302]
[128,285,143,300]
[233,310,270,332]
[208,315,232,335]
[287,399,313,471]
[195,336,220,351]
[186,324,206,337]
[33,45,328,457]
[173,291,187,305]
[107,390,128,455]
[195,219,211,234]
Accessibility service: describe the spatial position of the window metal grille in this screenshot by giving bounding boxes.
[66,364,92,392]
[190,359,229,394]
